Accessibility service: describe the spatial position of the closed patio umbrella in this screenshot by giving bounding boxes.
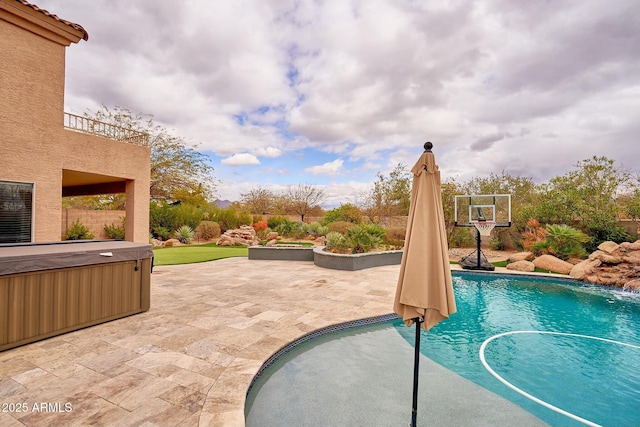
[393,142,457,427]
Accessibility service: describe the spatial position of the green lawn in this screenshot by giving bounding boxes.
[153,243,248,266]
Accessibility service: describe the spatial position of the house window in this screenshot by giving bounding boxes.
[0,181,33,243]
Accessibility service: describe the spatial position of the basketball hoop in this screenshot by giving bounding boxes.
[473,221,495,237]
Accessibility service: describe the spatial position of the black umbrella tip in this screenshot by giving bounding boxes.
[423,141,433,152]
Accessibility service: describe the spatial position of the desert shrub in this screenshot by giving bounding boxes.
[238,211,253,227]
[326,221,356,235]
[252,214,264,224]
[322,204,362,225]
[267,215,289,229]
[274,219,307,238]
[210,207,240,231]
[104,218,125,240]
[543,224,590,260]
[153,226,171,241]
[325,231,350,253]
[196,221,221,240]
[448,227,475,248]
[253,220,268,232]
[64,219,94,240]
[149,201,177,236]
[345,224,384,253]
[384,226,406,242]
[489,234,504,251]
[173,204,205,230]
[274,219,296,236]
[585,221,629,253]
[522,218,547,251]
[174,225,195,244]
[305,221,329,237]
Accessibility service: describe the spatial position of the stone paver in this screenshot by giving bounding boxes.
[0,258,402,426]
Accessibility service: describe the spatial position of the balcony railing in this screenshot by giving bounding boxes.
[64,112,149,146]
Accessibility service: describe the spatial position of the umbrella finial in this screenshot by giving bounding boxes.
[423,141,433,152]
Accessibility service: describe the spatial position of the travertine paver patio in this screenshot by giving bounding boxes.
[0,258,403,427]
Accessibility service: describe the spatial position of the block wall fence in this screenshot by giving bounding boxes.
[61,209,125,240]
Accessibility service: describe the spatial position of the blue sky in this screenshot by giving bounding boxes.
[37,0,640,208]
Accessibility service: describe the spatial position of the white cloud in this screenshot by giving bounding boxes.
[221,153,261,166]
[304,159,344,176]
[253,147,283,158]
[39,0,640,203]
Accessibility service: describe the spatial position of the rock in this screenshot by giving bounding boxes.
[624,250,640,261]
[509,252,534,262]
[589,250,623,264]
[619,240,640,251]
[266,231,279,240]
[315,236,326,245]
[164,238,181,247]
[598,241,620,254]
[595,272,621,286]
[599,254,623,264]
[266,239,278,246]
[506,260,535,272]
[623,279,640,292]
[217,226,258,246]
[570,259,601,280]
[532,254,574,274]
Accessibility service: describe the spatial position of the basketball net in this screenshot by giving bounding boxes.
[474,221,495,237]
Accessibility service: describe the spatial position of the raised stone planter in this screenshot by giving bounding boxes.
[312,246,403,271]
[248,245,315,261]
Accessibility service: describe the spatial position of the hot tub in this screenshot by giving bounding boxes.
[0,240,153,351]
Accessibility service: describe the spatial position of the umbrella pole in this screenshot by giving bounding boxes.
[411,317,423,427]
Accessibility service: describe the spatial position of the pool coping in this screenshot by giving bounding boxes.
[246,313,400,398]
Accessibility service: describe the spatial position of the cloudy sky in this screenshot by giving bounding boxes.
[39,0,640,207]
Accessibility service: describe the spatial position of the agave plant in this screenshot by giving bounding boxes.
[325,231,350,253]
[174,225,195,244]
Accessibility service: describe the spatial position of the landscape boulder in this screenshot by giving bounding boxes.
[571,240,640,289]
[532,254,574,274]
[163,238,181,247]
[598,241,619,254]
[506,260,535,272]
[509,252,534,262]
[217,226,259,246]
[266,231,279,240]
[589,250,623,265]
[569,258,602,281]
[624,279,640,292]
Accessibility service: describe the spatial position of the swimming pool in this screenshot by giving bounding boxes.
[245,272,640,426]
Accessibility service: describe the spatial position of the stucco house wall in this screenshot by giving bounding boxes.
[0,0,150,243]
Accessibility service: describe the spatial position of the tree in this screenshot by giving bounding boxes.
[286,184,326,222]
[621,175,640,232]
[86,105,217,203]
[357,163,411,224]
[240,188,275,214]
[530,156,631,250]
[322,203,363,225]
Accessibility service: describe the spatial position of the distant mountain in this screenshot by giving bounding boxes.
[214,199,233,208]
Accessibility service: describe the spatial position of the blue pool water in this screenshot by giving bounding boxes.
[246,273,640,426]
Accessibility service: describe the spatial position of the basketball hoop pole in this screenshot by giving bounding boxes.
[475,225,482,268]
[459,222,496,271]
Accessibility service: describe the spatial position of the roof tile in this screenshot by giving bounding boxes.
[15,0,88,40]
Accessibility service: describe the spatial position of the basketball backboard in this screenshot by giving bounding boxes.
[454,194,511,227]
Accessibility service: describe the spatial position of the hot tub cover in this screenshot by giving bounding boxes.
[0,240,154,275]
